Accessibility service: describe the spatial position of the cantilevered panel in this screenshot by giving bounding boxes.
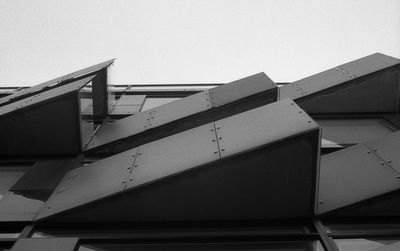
[209,72,276,107]
[10,238,78,251]
[0,76,95,156]
[85,73,277,154]
[36,99,320,223]
[35,148,138,220]
[317,143,400,215]
[0,59,114,106]
[364,131,400,173]
[280,53,400,114]
[214,99,318,158]
[0,192,44,221]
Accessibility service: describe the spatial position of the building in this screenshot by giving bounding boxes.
[0,53,400,251]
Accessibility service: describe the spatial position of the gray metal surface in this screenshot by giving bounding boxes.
[0,192,44,221]
[126,123,219,190]
[0,76,95,116]
[372,241,400,251]
[364,131,400,174]
[147,91,211,129]
[110,105,141,115]
[35,148,138,220]
[317,143,400,215]
[0,59,114,106]
[116,94,145,106]
[214,99,319,158]
[209,72,276,107]
[86,111,151,150]
[279,53,400,101]
[10,238,78,251]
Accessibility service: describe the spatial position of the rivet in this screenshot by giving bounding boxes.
[212,139,216,142]
[210,129,214,131]
[367,151,371,153]
[221,149,225,151]
[380,162,385,165]
[129,178,133,181]
[319,201,323,204]
[374,149,377,151]
[214,151,218,154]
[217,127,220,129]
[138,153,141,155]
[218,137,222,140]
[308,121,311,123]
[387,160,392,163]
[397,175,400,179]
[134,165,138,167]
[299,111,302,113]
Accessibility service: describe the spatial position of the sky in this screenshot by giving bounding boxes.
[0,0,399,87]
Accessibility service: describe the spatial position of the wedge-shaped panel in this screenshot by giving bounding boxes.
[215,99,318,158]
[365,131,400,173]
[10,238,78,251]
[36,99,320,223]
[116,95,145,106]
[126,123,220,189]
[280,53,400,114]
[0,76,95,156]
[35,148,138,220]
[209,72,276,107]
[147,91,212,129]
[110,105,141,115]
[0,59,114,106]
[0,192,44,221]
[317,143,400,215]
[85,73,277,154]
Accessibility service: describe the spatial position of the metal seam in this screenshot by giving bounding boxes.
[363,143,400,176]
[212,122,222,159]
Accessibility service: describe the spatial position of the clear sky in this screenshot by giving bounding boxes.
[0,0,399,87]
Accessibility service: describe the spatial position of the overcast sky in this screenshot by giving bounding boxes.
[0,0,399,87]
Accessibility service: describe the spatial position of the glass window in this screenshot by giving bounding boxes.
[141,97,181,111]
[316,118,396,147]
[335,238,400,251]
[78,241,324,251]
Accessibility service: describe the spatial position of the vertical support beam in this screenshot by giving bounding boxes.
[19,225,34,239]
[92,69,109,122]
[313,218,340,251]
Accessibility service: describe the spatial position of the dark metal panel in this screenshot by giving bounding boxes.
[364,131,400,174]
[317,143,400,215]
[85,111,151,150]
[279,53,400,101]
[214,99,319,158]
[10,238,78,251]
[0,59,114,106]
[209,72,277,107]
[35,148,138,220]
[91,68,109,120]
[125,123,219,190]
[0,76,94,116]
[147,91,211,129]
[116,95,146,106]
[372,242,400,251]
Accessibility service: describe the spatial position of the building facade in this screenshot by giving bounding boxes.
[1,53,400,250]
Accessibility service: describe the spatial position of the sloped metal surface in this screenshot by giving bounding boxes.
[0,59,114,106]
[146,91,211,129]
[209,72,276,107]
[373,242,400,251]
[116,95,145,106]
[85,73,277,153]
[214,99,318,158]
[279,53,400,114]
[110,105,141,115]
[126,123,219,190]
[0,192,44,221]
[36,99,320,222]
[317,142,400,215]
[10,238,78,251]
[0,76,95,116]
[365,131,400,173]
[35,148,138,220]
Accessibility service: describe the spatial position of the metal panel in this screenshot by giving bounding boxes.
[364,131,400,174]
[0,192,44,221]
[0,76,94,116]
[35,148,138,220]
[317,144,400,215]
[110,105,141,115]
[116,95,145,106]
[209,72,277,107]
[147,91,212,129]
[10,238,78,251]
[372,241,400,251]
[0,59,114,106]
[317,118,395,145]
[126,123,219,190]
[279,53,400,101]
[85,111,151,150]
[214,99,319,158]
[279,68,351,100]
